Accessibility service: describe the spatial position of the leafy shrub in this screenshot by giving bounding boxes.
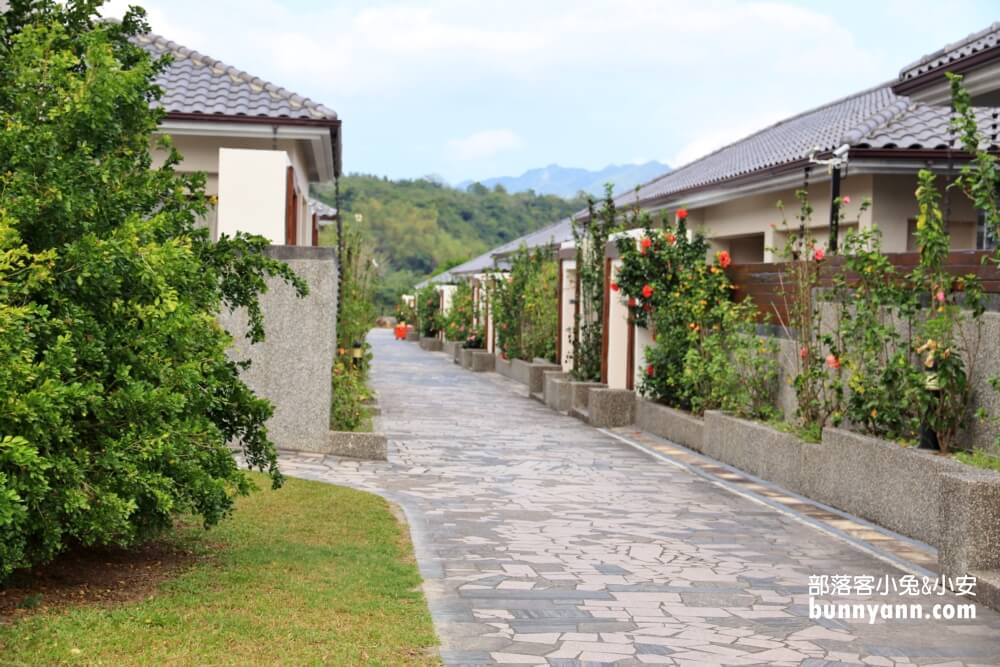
[0,2,302,579]
[571,185,621,380]
[774,175,985,452]
[330,361,373,432]
[492,246,558,362]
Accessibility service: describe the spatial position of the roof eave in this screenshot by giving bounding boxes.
[892,42,1000,95]
[162,111,341,181]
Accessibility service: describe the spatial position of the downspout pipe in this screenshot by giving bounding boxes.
[829,163,841,254]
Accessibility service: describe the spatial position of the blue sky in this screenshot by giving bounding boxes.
[106,0,999,184]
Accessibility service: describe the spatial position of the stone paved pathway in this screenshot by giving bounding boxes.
[280,329,1000,666]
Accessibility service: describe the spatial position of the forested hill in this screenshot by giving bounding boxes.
[312,175,585,308]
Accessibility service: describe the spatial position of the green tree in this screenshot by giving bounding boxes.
[313,175,584,312]
[0,0,302,578]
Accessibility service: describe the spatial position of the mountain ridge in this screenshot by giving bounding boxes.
[457,161,670,199]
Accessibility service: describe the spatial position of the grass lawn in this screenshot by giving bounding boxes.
[0,474,440,666]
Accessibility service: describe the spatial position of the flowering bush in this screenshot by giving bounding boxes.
[416,284,441,337]
[443,281,473,341]
[615,212,777,418]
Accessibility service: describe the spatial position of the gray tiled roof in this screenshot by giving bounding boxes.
[134,32,338,122]
[899,23,1000,82]
[611,85,902,208]
[857,103,1000,150]
[308,198,338,220]
[609,86,1000,211]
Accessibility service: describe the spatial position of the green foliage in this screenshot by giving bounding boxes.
[415,284,440,337]
[313,175,584,312]
[334,219,379,351]
[330,360,373,432]
[948,72,1000,456]
[954,449,1000,473]
[571,184,621,380]
[827,228,923,440]
[772,190,845,430]
[773,167,985,452]
[616,211,777,418]
[911,170,985,453]
[492,247,558,362]
[0,1,301,578]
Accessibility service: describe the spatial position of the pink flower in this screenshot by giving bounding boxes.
[842,195,851,205]
[826,354,841,370]
[800,346,809,360]
[813,248,826,262]
[642,284,653,298]
[935,290,946,303]
[664,232,676,244]
[716,250,732,268]
[640,237,653,250]
[610,282,620,292]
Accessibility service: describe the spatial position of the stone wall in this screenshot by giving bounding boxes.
[217,245,337,452]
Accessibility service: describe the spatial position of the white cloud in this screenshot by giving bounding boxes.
[447,129,523,161]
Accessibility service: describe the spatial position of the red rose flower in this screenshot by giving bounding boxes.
[717,250,732,268]
[643,302,651,312]
[610,282,620,292]
[646,364,655,377]
[814,248,825,262]
[826,354,840,370]
[665,232,676,244]
[627,297,637,307]
[640,237,652,250]
[677,208,688,220]
[642,284,653,298]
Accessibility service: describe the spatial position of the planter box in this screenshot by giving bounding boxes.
[687,414,1000,606]
[470,350,495,372]
[283,430,388,460]
[635,400,705,452]
[325,430,388,460]
[939,471,1000,578]
[544,372,572,413]
[511,359,533,385]
[588,389,636,427]
[443,340,462,360]
[569,381,606,422]
[419,336,442,352]
[460,348,475,369]
[495,356,514,378]
[809,428,977,549]
[528,362,561,395]
[704,412,809,493]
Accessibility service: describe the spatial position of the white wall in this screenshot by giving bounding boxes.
[606,258,630,389]
[560,259,577,372]
[217,148,291,244]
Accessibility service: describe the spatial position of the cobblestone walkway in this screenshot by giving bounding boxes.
[279,330,1000,666]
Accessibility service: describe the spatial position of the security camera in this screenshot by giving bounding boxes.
[833,144,849,158]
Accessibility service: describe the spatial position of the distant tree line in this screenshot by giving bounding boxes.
[313,175,584,311]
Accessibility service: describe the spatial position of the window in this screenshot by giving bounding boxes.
[976,211,997,250]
